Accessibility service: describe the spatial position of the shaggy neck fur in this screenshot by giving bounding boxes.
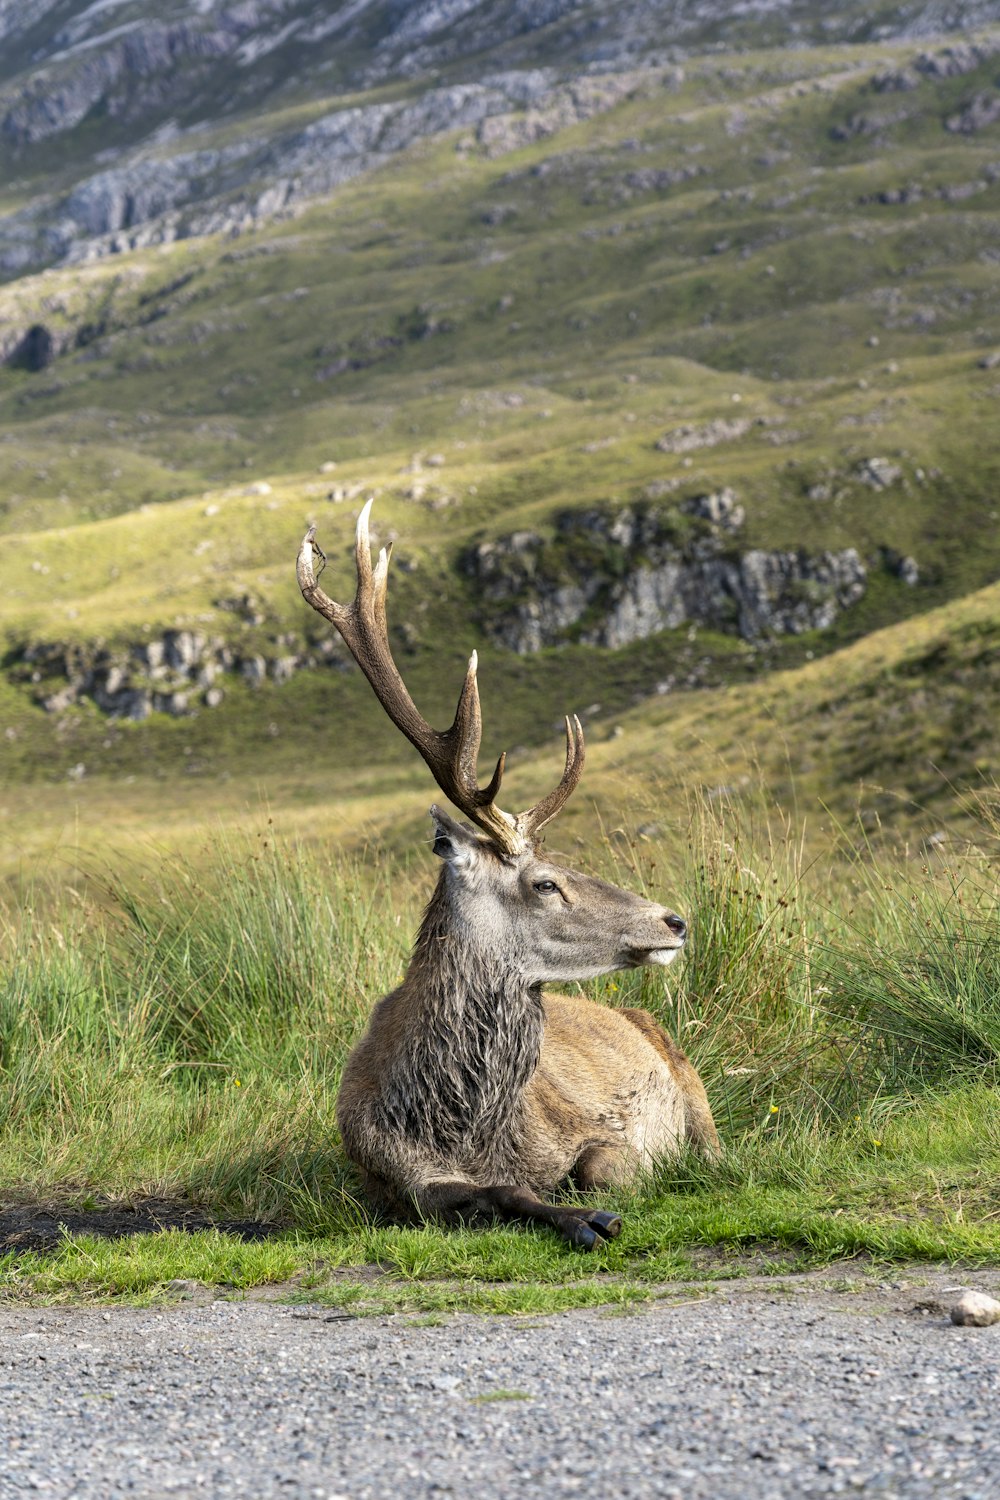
[380,867,543,1158]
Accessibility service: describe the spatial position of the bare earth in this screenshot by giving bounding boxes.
[2,1267,999,1498]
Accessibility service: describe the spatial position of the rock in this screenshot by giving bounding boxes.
[897,556,919,586]
[979,352,1000,370]
[2,66,638,274]
[8,323,56,371]
[240,655,267,687]
[41,685,78,714]
[215,592,265,625]
[120,689,152,721]
[637,483,677,508]
[681,488,745,531]
[165,1279,202,1301]
[950,1291,1000,1327]
[270,656,298,684]
[243,481,272,496]
[916,42,999,81]
[163,630,205,670]
[871,67,921,93]
[463,501,867,652]
[946,91,1000,135]
[136,639,166,674]
[100,664,126,697]
[18,620,308,721]
[856,457,902,490]
[153,690,189,716]
[655,417,751,454]
[617,165,702,196]
[830,114,879,142]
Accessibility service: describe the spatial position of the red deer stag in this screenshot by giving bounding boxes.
[297,501,718,1248]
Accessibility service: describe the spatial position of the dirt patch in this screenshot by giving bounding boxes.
[0,1198,276,1253]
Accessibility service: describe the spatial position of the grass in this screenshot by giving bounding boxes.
[4,789,1000,1308]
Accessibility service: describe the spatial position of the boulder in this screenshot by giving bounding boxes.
[950,1291,1000,1327]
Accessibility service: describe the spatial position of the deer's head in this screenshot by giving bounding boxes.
[297,502,687,983]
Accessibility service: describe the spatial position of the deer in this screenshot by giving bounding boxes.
[296,500,719,1249]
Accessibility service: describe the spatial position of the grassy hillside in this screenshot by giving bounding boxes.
[5,570,1000,886]
[0,30,999,864]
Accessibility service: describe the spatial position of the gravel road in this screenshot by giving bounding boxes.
[2,1269,999,1498]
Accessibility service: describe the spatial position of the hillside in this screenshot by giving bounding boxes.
[1,2,1000,862]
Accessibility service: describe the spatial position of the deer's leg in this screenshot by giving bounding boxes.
[622,1007,721,1158]
[419,1179,621,1250]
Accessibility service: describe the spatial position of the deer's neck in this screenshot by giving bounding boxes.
[386,873,542,1153]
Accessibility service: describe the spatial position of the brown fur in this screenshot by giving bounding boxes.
[621,1007,721,1156]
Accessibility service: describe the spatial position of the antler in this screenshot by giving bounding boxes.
[296,501,585,856]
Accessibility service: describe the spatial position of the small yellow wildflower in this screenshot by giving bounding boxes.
[769,1105,779,1114]
[233,1078,242,1088]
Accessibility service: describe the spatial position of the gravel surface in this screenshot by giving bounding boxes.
[2,1269,1000,1498]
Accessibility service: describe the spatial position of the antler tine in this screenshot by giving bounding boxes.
[517,715,586,842]
[296,523,350,632]
[297,505,523,855]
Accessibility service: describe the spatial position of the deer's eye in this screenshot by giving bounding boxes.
[533,880,559,895]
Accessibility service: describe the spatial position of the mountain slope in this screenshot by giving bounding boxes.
[2,2,1000,274]
[0,3,999,857]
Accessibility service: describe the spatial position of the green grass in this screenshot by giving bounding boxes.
[4,792,1000,1306]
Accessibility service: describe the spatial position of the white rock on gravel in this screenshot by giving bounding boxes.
[950,1290,1000,1326]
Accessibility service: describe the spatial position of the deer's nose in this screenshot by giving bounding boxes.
[664,913,687,940]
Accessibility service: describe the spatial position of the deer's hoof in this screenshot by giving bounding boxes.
[588,1210,622,1240]
[568,1220,598,1250]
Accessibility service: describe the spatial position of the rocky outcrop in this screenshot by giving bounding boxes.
[0,317,77,369]
[473,69,674,156]
[0,6,289,147]
[655,418,753,454]
[872,37,1000,92]
[856,457,903,489]
[11,625,348,719]
[946,89,1000,134]
[462,496,867,653]
[3,64,659,273]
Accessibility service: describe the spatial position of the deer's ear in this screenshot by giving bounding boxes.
[429,805,482,868]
